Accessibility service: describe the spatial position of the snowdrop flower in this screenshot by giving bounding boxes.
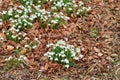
[22,33,27,37]
[18,55,28,61]
[73,4,78,7]
[72,53,76,57]
[64,59,69,63]
[16,29,20,32]
[18,26,21,29]
[8,10,13,16]
[0,20,2,25]
[0,37,4,40]
[32,45,37,49]
[79,54,84,58]
[46,43,54,48]
[60,51,64,54]
[55,58,58,61]
[51,6,57,10]
[51,20,58,24]
[18,37,21,40]
[79,1,84,6]
[11,35,16,38]
[15,15,19,18]
[65,65,69,68]
[24,37,29,40]
[48,52,54,55]
[6,32,9,35]
[2,11,7,14]
[61,54,66,57]
[44,53,48,56]
[50,57,53,60]
[6,56,13,61]
[76,12,79,15]
[74,57,79,60]
[76,48,80,53]
[24,44,29,48]
[17,10,22,14]
[57,40,66,45]
[19,5,24,9]
[87,7,91,11]
[68,8,72,11]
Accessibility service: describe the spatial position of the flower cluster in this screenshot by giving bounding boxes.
[0,0,91,29]
[0,0,91,44]
[44,40,84,68]
[5,55,28,70]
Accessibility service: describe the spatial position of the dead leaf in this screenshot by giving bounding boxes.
[7,45,14,51]
[19,48,27,55]
[98,52,103,57]
[44,62,48,70]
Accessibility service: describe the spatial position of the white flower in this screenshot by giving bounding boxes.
[16,29,20,32]
[44,53,48,56]
[15,15,19,18]
[79,54,84,58]
[34,37,38,41]
[0,21,2,25]
[57,40,66,45]
[79,1,84,6]
[18,55,28,61]
[25,44,29,48]
[65,65,69,68]
[68,8,72,11]
[71,53,76,57]
[18,26,21,29]
[61,54,66,57]
[2,11,7,14]
[64,59,69,63]
[0,37,4,40]
[32,45,37,49]
[76,48,80,53]
[87,7,91,11]
[17,10,22,14]
[50,57,53,60]
[51,20,58,24]
[11,35,16,38]
[23,33,27,37]
[6,56,13,61]
[18,37,21,40]
[24,37,29,40]
[6,32,9,35]
[76,12,79,15]
[46,43,54,47]
[74,57,79,60]
[73,4,78,7]
[60,51,64,54]
[48,52,54,55]
[55,58,58,61]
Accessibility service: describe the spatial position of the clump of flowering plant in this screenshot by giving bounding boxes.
[5,55,28,70]
[44,40,84,68]
[0,0,91,29]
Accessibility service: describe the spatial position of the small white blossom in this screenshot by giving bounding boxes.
[64,59,69,63]
[32,45,37,49]
[79,54,84,58]
[11,35,16,38]
[74,57,79,60]
[76,48,80,53]
[24,44,29,48]
[6,56,13,61]
[65,65,69,68]
[18,55,28,61]
[55,58,58,61]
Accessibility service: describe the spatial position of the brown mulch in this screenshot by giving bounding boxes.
[0,0,120,80]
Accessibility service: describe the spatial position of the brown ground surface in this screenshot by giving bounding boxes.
[0,0,120,80]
